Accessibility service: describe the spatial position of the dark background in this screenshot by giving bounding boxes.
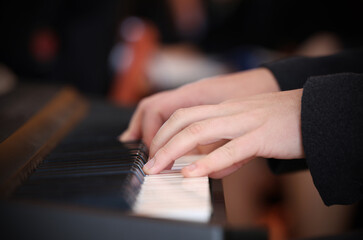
[1,0,363,96]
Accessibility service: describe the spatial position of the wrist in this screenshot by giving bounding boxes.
[255,68,281,93]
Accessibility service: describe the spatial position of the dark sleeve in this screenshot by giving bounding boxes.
[264,48,363,174]
[263,49,363,205]
[262,47,363,91]
[301,73,363,206]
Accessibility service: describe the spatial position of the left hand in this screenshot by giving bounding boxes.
[143,89,305,178]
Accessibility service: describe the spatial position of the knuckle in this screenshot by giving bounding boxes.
[186,122,204,136]
[138,98,151,109]
[170,108,187,123]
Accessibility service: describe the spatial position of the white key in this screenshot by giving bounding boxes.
[133,155,212,223]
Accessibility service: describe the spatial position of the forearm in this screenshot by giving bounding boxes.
[265,47,363,176]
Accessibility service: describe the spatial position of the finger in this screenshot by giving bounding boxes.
[181,132,259,177]
[142,108,164,147]
[150,105,218,157]
[208,157,253,179]
[196,140,229,154]
[165,162,174,170]
[119,102,146,142]
[144,114,250,174]
[141,99,195,147]
[208,163,242,179]
[149,103,246,157]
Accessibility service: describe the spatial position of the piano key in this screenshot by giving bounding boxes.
[133,155,212,223]
[1,86,239,239]
[13,138,212,223]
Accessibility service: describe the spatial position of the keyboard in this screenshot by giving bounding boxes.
[0,84,266,240]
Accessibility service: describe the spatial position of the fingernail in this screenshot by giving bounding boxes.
[143,158,155,173]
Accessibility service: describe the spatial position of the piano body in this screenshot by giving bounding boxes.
[0,84,267,240]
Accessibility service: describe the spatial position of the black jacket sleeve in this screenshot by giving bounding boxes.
[261,48,363,205]
[262,47,363,91]
[301,73,363,206]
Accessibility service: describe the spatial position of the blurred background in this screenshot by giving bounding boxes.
[1,0,363,239]
[1,0,363,101]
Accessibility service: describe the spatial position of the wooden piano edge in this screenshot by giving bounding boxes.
[0,86,89,197]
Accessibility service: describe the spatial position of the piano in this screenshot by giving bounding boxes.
[0,84,267,240]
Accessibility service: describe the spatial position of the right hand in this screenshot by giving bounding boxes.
[144,89,305,178]
[120,67,280,148]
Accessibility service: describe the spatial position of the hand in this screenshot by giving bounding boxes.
[120,68,279,147]
[144,89,305,178]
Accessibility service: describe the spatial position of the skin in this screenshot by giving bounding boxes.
[120,68,280,146]
[121,67,305,178]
